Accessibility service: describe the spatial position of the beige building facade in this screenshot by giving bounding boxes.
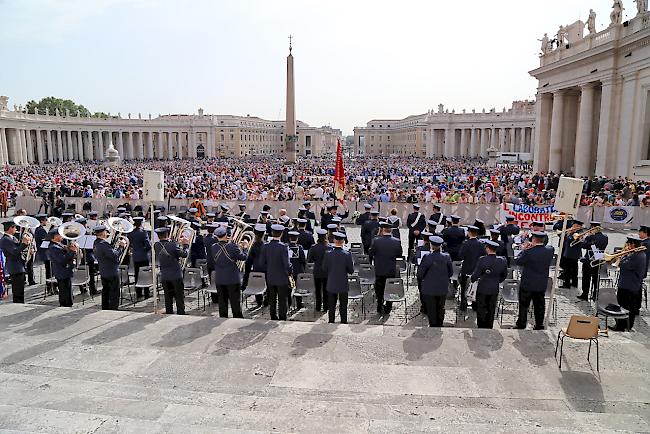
[353,101,535,159]
[0,98,341,164]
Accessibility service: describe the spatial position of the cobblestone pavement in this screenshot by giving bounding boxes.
[13,227,649,337]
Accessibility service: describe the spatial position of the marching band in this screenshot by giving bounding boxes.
[0,202,647,333]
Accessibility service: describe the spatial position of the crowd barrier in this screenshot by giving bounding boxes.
[15,196,650,230]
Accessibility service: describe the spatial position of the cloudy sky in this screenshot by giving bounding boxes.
[0,0,630,134]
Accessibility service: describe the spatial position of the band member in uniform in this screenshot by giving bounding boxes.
[303,201,317,227]
[288,230,306,309]
[458,225,485,311]
[212,225,247,318]
[614,236,647,331]
[413,230,432,313]
[529,221,549,245]
[499,215,520,266]
[203,223,217,291]
[1,221,30,303]
[260,224,292,320]
[638,225,649,278]
[355,204,373,226]
[515,231,555,330]
[387,208,402,239]
[186,208,199,223]
[320,204,348,229]
[322,232,354,324]
[369,221,403,315]
[236,204,250,220]
[215,204,230,223]
[128,217,152,298]
[578,221,608,301]
[242,224,268,307]
[154,227,190,315]
[361,211,380,254]
[560,220,584,289]
[417,236,453,327]
[471,240,507,328]
[93,225,123,310]
[205,212,216,224]
[296,218,314,252]
[489,229,508,257]
[75,217,97,296]
[34,214,50,286]
[429,204,445,230]
[473,219,487,238]
[308,228,331,312]
[442,215,465,261]
[406,203,426,258]
[87,211,100,230]
[190,222,206,268]
[48,227,77,307]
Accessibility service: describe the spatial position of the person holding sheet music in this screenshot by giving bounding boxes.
[417,236,453,327]
[471,240,507,328]
[578,221,608,301]
[48,227,77,307]
[406,204,426,258]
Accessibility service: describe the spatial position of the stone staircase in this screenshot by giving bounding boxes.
[0,303,648,433]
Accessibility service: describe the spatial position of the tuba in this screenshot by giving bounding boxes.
[14,216,39,263]
[229,217,255,271]
[58,221,86,268]
[47,216,62,229]
[107,217,134,263]
[167,215,196,269]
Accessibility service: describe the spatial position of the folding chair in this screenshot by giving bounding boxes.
[183,267,203,309]
[498,279,519,327]
[350,242,362,250]
[293,273,315,313]
[596,287,630,336]
[358,264,376,290]
[135,266,154,307]
[396,258,407,275]
[196,259,209,286]
[305,262,315,274]
[71,265,90,305]
[384,277,408,324]
[544,277,557,323]
[555,315,600,371]
[347,276,365,319]
[242,272,266,309]
[119,264,135,305]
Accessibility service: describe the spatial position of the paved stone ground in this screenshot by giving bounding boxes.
[15,227,650,335]
[0,303,648,433]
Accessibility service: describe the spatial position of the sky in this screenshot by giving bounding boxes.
[0,0,632,135]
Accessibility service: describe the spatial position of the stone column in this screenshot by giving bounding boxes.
[76,131,84,161]
[595,78,618,177]
[574,83,596,177]
[285,50,297,163]
[158,131,164,159]
[168,132,174,159]
[136,132,144,159]
[65,130,72,161]
[87,131,95,161]
[45,130,54,162]
[97,131,104,161]
[24,130,34,163]
[0,128,7,164]
[533,93,552,172]
[459,129,469,156]
[116,132,124,158]
[189,131,196,158]
[548,90,565,172]
[469,128,478,157]
[35,129,44,164]
[124,131,132,160]
[56,130,63,162]
[444,128,454,157]
[480,129,488,157]
[615,73,638,178]
[146,132,153,159]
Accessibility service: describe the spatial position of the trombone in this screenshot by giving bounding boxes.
[14,216,39,263]
[570,226,602,247]
[590,245,647,267]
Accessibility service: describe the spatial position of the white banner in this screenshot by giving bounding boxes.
[500,202,557,229]
[603,206,635,224]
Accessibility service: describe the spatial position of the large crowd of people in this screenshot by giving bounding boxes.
[1,157,648,210]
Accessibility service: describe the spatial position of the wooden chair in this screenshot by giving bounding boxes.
[555,315,600,371]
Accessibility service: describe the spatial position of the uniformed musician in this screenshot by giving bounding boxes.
[75,217,97,296]
[471,240,507,328]
[211,225,247,318]
[499,215,520,266]
[613,236,646,331]
[322,232,354,324]
[560,220,584,289]
[0,221,30,303]
[48,227,77,307]
[307,228,331,312]
[369,221,403,315]
[320,204,349,229]
[417,236,452,327]
[578,221,608,301]
[428,204,445,230]
[128,217,152,298]
[355,203,373,226]
[215,204,230,223]
[489,229,508,257]
[242,223,267,308]
[413,230,432,314]
[205,212,216,224]
[361,210,380,254]
[87,211,100,230]
[93,225,123,310]
[296,218,314,252]
[638,225,649,278]
[288,230,306,309]
[260,224,292,320]
[186,207,199,223]
[189,221,206,268]
[154,226,190,315]
[34,214,50,287]
[236,203,250,220]
[473,219,487,238]
[302,201,317,227]
[458,225,485,311]
[441,215,465,261]
[514,231,555,330]
[406,203,426,258]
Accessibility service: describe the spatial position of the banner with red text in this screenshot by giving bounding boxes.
[500,202,557,229]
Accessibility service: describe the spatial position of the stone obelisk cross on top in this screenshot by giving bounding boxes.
[285,35,297,164]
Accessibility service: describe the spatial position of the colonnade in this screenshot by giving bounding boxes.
[0,128,210,165]
[428,126,534,157]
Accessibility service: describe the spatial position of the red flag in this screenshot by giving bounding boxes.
[334,139,345,203]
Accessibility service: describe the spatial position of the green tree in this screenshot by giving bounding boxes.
[26,96,90,117]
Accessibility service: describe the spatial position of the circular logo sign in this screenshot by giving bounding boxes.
[609,207,628,222]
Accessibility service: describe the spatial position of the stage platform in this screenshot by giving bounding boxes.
[0,304,648,433]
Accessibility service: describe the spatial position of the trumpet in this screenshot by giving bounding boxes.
[590,245,647,267]
[570,226,602,247]
[14,216,39,263]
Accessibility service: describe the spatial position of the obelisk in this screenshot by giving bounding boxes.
[285,35,297,164]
